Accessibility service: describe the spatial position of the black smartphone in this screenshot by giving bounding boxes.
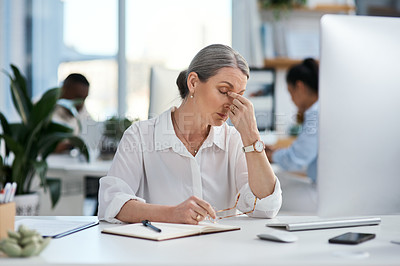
[329,232,376,245]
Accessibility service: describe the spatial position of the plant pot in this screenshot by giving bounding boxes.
[99,135,119,160]
[14,193,40,216]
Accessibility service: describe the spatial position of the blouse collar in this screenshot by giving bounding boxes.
[154,107,227,154]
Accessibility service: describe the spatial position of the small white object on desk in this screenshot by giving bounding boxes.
[257,229,298,243]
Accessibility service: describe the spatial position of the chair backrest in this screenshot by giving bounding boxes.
[148,66,182,118]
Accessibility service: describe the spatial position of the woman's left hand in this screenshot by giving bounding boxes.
[228,91,259,144]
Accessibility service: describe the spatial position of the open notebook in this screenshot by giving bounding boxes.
[102,222,240,241]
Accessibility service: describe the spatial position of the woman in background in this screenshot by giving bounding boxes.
[265,58,319,212]
[98,44,282,224]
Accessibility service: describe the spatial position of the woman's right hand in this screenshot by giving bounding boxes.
[170,196,216,224]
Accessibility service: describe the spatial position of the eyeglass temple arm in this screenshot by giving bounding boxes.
[215,193,241,213]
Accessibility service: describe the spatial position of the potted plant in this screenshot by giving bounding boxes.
[99,116,137,160]
[0,65,89,214]
[259,0,307,58]
[259,0,307,20]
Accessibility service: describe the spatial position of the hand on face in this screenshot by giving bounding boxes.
[228,91,258,138]
[171,196,216,225]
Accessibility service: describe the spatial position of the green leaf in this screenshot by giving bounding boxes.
[0,164,12,186]
[47,121,74,134]
[0,134,24,156]
[11,155,27,194]
[104,116,134,139]
[30,87,60,127]
[22,88,61,159]
[0,112,11,136]
[38,132,75,158]
[37,132,89,162]
[33,160,48,193]
[9,123,26,142]
[23,88,62,160]
[24,118,46,161]
[10,65,29,99]
[46,178,61,208]
[37,124,74,159]
[0,113,13,157]
[36,124,75,159]
[66,136,90,162]
[9,65,32,124]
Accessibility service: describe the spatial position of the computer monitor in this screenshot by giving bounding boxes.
[318,15,400,217]
[148,66,182,118]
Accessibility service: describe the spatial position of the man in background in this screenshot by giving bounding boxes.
[53,73,92,153]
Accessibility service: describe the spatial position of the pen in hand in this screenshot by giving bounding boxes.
[141,220,162,233]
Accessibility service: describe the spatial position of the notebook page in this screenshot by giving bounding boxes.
[102,223,201,241]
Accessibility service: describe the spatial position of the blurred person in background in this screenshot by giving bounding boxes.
[53,73,93,153]
[265,58,319,213]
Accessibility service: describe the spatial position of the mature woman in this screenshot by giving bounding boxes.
[98,44,282,224]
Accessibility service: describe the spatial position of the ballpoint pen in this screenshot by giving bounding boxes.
[141,220,162,233]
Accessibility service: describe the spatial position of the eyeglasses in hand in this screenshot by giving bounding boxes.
[208,193,257,222]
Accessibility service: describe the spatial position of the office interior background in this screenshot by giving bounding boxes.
[1,0,233,123]
[1,0,399,127]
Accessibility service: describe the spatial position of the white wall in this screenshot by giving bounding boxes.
[31,0,64,99]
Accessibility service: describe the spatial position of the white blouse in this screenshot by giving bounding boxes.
[98,108,282,223]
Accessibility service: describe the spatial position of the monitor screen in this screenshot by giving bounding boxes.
[318,15,400,217]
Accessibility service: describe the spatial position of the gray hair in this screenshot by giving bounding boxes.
[176,44,250,99]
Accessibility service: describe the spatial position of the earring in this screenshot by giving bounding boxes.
[190,94,194,98]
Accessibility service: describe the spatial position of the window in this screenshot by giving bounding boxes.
[1,0,232,121]
[125,0,232,119]
[59,0,118,121]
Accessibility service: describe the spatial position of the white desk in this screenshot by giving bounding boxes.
[46,154,112,178]
[40,155,112,215]
[3,215,399,265]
